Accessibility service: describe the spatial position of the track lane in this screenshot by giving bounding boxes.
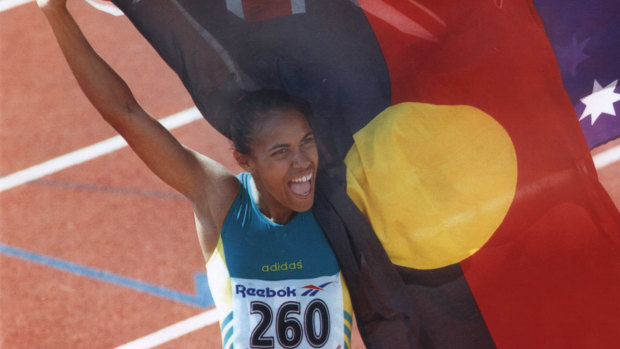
[1,1,617,348]
[2,2,225,347]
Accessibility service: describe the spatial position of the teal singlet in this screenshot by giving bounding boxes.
[206,173,353,349]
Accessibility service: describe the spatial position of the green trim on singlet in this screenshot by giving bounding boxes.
[221,312,234,348]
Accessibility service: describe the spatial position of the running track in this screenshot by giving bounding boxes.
[1,1,619,348]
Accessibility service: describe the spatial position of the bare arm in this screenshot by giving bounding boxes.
[38,0,239,253]
[38,0,235,198]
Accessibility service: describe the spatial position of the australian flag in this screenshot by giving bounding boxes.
[107,0,620,348]
[536,0,620,148]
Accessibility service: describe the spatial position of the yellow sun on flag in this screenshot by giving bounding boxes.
[345,103,518,270]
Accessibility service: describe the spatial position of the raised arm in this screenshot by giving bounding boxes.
[37,0,239,256]
[37,0,238,203]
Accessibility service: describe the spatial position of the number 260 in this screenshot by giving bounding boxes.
[250,299,330,348]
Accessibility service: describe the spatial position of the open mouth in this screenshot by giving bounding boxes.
[288,173,313,198]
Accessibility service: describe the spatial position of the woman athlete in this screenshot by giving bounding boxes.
[38,0,353,348]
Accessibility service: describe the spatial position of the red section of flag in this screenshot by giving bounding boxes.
[358,0,620,347]
[241,0,293,22]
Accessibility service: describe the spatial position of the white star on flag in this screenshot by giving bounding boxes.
[579,79,620,125]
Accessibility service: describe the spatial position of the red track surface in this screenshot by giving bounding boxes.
[1,1,618,348]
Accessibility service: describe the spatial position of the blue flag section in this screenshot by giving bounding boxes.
[535,0,620,148]
[110,0,620,348]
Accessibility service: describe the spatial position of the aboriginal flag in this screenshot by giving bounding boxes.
[109,0,620,348]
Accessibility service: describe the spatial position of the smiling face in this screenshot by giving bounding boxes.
[234,108,318,223]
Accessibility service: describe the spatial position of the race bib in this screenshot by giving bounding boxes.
[231,274,346,348]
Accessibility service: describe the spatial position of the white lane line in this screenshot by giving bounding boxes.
[593,144,620,170]
[114,309,219,349]
[84,0,123,16]
[0,0,31,12]
[0,107,202,193]
[0,0,123,13]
